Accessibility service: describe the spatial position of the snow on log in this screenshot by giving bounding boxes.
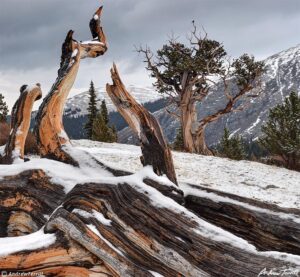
[106,64,178,185]
[0,84,42,164]
[182,183,300,255]
[34,6,107,166]
[0,171,299,276]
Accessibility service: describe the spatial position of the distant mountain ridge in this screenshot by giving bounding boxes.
[64,85,163,118]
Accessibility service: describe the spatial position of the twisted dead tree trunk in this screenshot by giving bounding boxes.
[0,177,299,276]
[34,6,107,165]
[106,64,178,185]
[0,84,42,164]
[194,84,258,155]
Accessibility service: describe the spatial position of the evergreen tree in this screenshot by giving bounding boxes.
[138,25,264,154]
[92,112,117,143]
[111,125,118,142]
[100,100,109,125]
[218,128,245,160]
[84,81,98,139]
[173,126,184,151]
[0,93,9,123]
[260,91,300,170]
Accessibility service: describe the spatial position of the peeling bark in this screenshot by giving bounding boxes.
[0,84,42,164]
[106,64,178,185]
[34,6,107,165]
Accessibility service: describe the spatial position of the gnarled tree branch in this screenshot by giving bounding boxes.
[0,84,42,164]
[34,6,107,165]
[106,64,178,185]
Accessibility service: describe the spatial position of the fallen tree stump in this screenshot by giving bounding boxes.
[0,84,42,164]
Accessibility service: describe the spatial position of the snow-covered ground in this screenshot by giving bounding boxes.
[73,140,300,210]
[1,139,299,209]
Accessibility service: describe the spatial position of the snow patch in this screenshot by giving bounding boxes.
[73,208,112,226]
[0,228,56,257]
[181,183,300,224]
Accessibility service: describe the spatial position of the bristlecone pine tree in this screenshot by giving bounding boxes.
[0,93,9,123]
[92,100,117,143]
[138,23,265,155]
[84,81,98,139]
[260,91,300,171]
[218,127,245,160]
[173,125,184,151]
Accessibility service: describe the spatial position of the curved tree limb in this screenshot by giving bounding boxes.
[34,6,107,165]
[106,64,178,185]
[0,84,42,164]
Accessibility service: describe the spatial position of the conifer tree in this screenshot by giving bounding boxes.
[92,112,117,143]
[92,112,106,142]
[92,99,117,143]
[173,126,184,151]
[138,24,264,154]
[100,100,109,125]
[260,91,300,170]
[218,128,245,160]
[0,93,9,123]
[111,125,118,142]
[84,81,98,139]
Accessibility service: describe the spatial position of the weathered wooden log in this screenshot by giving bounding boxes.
[106,64,178,185]
[1,176,299,276]
[0,84,42,164]
[0,170,65,237]
[34,6,107,165]
[0,229,114,276]
[183,183,300,255]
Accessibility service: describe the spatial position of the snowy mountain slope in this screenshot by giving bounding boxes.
[64,85,163,118]
[119,44,300,145]
[72,140,300,210]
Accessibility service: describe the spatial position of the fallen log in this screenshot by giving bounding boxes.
[0,84,42,164]
[0,172,299,276]
[34,6,107,166]
[106,64,177,185]
[0,170,65,237]
[182,183,300,255]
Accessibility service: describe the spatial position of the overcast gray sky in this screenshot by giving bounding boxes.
[1,0,300,110]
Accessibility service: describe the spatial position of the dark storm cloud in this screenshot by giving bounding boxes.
[1,0,300,108]
[1,0,300,70]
